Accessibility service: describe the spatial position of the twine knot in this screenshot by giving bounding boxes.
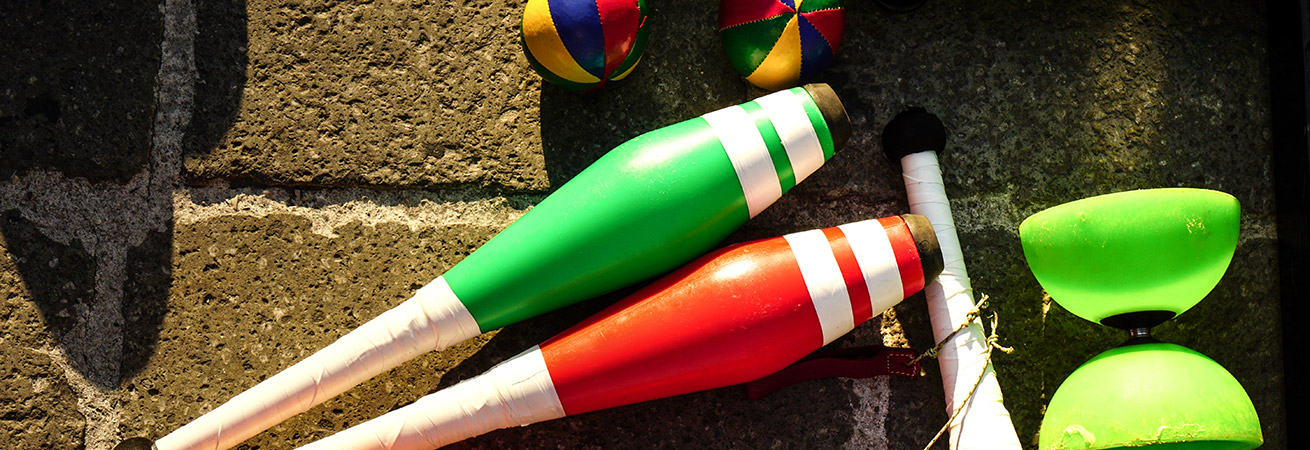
[914,293,1013,450]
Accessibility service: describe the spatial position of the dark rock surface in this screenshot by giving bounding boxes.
[1,232,87,449]
[0,1,163,183]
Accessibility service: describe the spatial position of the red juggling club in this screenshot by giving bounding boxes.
[299,214,943,449]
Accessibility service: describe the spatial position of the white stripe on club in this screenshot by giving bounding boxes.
[703,106,782,218]
[784,229,855,345]
[755,89,825,184]
[838,220,905,314]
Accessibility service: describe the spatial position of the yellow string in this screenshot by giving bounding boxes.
[913,295,1013,450]
[906,295,989,366]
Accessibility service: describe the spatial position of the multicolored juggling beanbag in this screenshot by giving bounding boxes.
[521,0,650,92]
[719,0,845,91]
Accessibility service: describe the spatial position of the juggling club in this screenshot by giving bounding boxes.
[299,214,943,450]
[883,109,1021,449]
[151,84,851,450]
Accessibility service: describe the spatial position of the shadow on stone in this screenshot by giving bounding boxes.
[0,212,97,349]
[188,0,249,165]
[537,0,744,189]
[121,229,176,383]
[0,0,248,390]
[0,1,161,183]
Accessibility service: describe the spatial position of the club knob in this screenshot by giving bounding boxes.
[802,83,851,152]
[902,213,944,283]
[882,108,946,160]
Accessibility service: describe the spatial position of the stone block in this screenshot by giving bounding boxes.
[0,1,162,183]
[0,226,87,449]
[181,0,549,191]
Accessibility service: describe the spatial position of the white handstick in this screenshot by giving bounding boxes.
[154,277,482,450]
[297,346,566,450]
[884,110,1020,449]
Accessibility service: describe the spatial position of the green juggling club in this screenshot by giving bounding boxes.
[152,84,850,450]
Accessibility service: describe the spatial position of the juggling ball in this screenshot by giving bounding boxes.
[521,0,650,92]
[719,0,845,91]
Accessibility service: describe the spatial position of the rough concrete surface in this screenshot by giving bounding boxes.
[0,0,1287,449]
[1,237,87,449]
[180,0,549,191]
[0,1,163,184]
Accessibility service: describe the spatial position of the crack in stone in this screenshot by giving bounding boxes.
[0,0,195,447]
[174,187,536,238]
[840,316,903,449]
[846,377,893,450]
[34,344,121,450]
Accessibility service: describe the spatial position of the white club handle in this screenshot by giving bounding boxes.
[902,151,1020,450]
[156,277,482,450]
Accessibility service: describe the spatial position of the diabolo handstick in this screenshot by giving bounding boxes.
[153,84,852,450]
[298,215,944,450]
[882,109,1020,449]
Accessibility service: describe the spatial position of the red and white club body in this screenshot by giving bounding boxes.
[300,215,942,450]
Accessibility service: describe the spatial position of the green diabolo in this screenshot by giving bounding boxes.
[1039,343,1261,450]
[1021,188,1261,450]
[1019,188,1240,327]
[446,84,850,331]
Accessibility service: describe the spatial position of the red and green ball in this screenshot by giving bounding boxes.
[521,0,650,92]
[720,0,845,91]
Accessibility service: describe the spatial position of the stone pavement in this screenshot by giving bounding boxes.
[0,0,1286,449]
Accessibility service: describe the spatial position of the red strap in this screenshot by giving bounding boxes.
[745,345,921,400]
